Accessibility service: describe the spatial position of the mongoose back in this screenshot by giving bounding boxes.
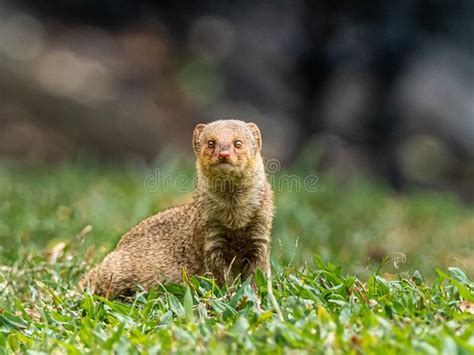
[79,119,274,296]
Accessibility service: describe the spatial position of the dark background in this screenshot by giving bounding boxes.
[0,0,473,199]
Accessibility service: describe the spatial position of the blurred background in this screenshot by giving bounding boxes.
[0,1,472,276]
[1,0,473,196]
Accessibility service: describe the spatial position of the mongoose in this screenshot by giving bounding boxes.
[79,119,274,297]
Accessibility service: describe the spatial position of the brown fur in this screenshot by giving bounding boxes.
[79,119,274,297]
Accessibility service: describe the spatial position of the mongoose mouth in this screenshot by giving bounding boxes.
[209,161,239,175]
[212,161,235,168]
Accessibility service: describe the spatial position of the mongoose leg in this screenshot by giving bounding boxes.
[241,220,272,280]
[204,244,229,285]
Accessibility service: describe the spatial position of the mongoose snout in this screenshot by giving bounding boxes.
[79,119,274,297]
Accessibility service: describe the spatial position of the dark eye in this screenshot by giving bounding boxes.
[234,140,243,148]
[207,140,215,148]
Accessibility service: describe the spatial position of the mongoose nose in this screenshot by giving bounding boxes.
[218,151,230,160]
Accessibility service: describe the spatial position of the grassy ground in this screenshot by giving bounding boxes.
[0,160,473,353]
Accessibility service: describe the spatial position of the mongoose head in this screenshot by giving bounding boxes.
[193,120,263,181]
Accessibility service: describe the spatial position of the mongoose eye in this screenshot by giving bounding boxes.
[207,140,216,149]
[234,140,243,148]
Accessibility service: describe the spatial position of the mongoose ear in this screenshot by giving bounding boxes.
[193,123,206,155]
[247,122,262,152]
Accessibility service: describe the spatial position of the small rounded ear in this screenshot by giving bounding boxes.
[247,122,262,152]
[193,123,206,155]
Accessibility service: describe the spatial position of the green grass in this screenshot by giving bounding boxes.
[0,159,473,353]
